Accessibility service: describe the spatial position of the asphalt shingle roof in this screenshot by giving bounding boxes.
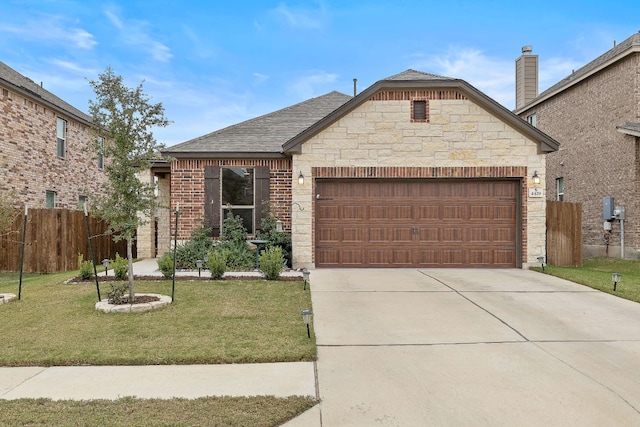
[164,91,351,155]
[0,61,91,124]
[520,32,640,111]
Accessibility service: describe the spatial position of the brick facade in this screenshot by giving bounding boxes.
[169,158,292,242]
[292,95,547,268]
[0,84,106,209]
[518,52,640,258]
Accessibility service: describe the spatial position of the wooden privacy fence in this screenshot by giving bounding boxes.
[546,200,583,267]
[0,208,133,273]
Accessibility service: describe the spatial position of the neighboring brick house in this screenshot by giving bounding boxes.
[515,33,640,258]
[0,61,106,210]
[159,69,559,268]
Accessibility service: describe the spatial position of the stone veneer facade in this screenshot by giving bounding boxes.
[0,86,106,209]
[291,91,547,268]
[518,53,640,258]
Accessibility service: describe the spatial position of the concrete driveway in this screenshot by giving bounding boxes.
[310,268,640,426]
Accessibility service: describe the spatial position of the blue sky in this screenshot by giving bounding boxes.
[1,1,639,147]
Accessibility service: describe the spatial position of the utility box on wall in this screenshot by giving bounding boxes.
[603,197,615,220]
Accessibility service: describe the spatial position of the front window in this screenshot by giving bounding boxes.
[527,113,537,127]
[56,118,67,158]
[556,177,564,201]
[221,167,255,234]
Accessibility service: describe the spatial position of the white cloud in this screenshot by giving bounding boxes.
[253,73,269,84]
[409,46,579,110]
[287,70,339,99]
[103,9,173,62]
[271,1,326,29]
[0,17,96,50]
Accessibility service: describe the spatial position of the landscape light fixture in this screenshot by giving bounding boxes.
[298,172,304,185]
[276,219,283,233]
[102,258,110,276]
[532,171,540,185]
[303,269,310,290]
[196,259,203,277]
[612,272,622,291]
[301,309,313,338]
[537,256,545,271]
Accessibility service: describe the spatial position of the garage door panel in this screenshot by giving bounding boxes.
[341,249,365,266]
[342,205,365,220]
[369,227,391,243]
[418,205,440,220]
[442,205,466,220]
[315,179,519,268]
[442,227,463,242]
[317,227,341,243]
[342,227,364,243]
[394,227,414,242]
[368,205,389,220]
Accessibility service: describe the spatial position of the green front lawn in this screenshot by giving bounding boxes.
[0,272,315,366]
[533,257,640,303]
[0,270,317,426]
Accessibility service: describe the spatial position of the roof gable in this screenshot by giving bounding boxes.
[164,91,351,158]
[283,69,559,153]
[0,61,92,124]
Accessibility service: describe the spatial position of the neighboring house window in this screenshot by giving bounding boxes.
[46,191,56,208]
[56,118,67,158]
[411,99,429,122]
[97,137,104,169]
[556,177,564,201]
[527,113,537,127]
[204,165,270,237]
[78,195,87,210]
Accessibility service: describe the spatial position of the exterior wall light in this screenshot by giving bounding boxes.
[612,272,622,291]
[301,309,313,338]
[298,172,304,185]
[303,269,310,290]
[532,171,540,185]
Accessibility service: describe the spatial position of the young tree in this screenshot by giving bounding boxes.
[88,67,169,300]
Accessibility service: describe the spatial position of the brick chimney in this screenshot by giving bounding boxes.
[515,45,538,109]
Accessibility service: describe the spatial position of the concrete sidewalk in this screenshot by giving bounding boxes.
[0,363,317,401]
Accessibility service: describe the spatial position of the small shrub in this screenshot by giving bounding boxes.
[175,225,215,269]
[221,212,248,242]
[157,253,174,279]
[107,283,128,304]
[255,201,292,266]
[113,253,128,280]
[260,246,284,280]
[79,260,94,280]
[207,250,227,279]
[217,240,254,271]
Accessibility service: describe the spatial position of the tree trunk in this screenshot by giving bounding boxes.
[127,237,135,301]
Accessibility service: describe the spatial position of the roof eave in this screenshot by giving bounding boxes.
[515,45,640,115]
[616,123,640,138]
[160,151,287,160]
[0,79,93,127]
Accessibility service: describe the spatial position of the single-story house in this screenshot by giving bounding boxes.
[150,69,559,268]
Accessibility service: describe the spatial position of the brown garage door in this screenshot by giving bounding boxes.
[315,179,519,268]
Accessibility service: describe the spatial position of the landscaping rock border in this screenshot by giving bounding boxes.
[95,293,172,313]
